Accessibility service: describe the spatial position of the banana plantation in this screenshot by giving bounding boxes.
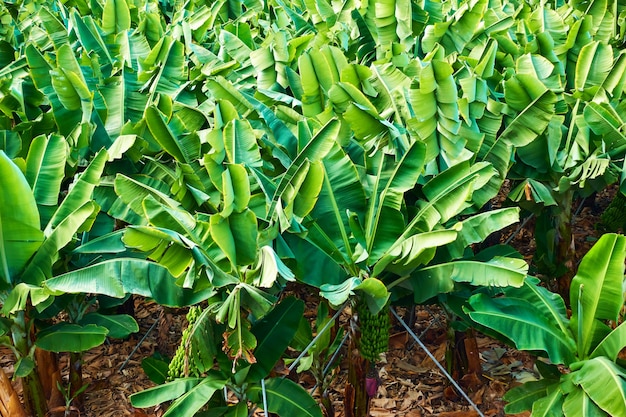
[0,0,625,415]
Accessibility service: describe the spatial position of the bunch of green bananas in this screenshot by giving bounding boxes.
[167,306,202,380]
[598,191,626,232]
[356,299,390,363]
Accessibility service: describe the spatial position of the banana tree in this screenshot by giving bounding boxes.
[465,233,626,417]
[129,297,323,417]
[0,142,109,417]
[267,131,526,415]
[0,138,212,417]
[500,0,626,295]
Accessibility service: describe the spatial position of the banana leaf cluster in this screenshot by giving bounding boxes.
[0,0,625,415]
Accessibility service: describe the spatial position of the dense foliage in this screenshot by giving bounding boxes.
[0,0,625,415]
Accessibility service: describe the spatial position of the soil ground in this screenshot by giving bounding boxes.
[0,185,617,417]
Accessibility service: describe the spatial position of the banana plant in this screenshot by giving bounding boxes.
[271,127,526,416]
[129,297,323,417]
[0,139,210,417]
[500,0,626,292]
[0,143,108,417]
[465,233,626,417]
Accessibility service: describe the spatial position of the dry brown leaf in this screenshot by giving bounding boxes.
[437,410,480,417]
[369,407,396,417]
[389,332,409,349]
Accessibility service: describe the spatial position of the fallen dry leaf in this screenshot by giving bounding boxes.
[437,410,480,417]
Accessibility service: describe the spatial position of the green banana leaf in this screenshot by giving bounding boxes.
[443,207,520,259]
[78,313,139,339]
[69,10,114,73]
[114,173,182,217]
[223,119,263,167]
[373,229,458,277]
[591,321,626,361]
[0,151,44,288]
[210,209,258,267]
[571,357,626,417]
[503,277,570,336]
[570,233,626,358]
[575,42,613,92]
[304,144,367,270]
[562,388,607,417]
[45,149,107,234]
[503,379,559,414]
[531,386,565,417]
[583,101,626,156]
[102,0,131,35]
[248,296,304,381]
[500,74,557,148]
[25,134,67,225]
[408,161,495,234]
[467,293,577,365]
[129,377,213,408]
[44,258,212,307]
[139,36,187,98]
[248,377,323,417]
[268,118,339,222]
[365,141,426,262]
[145,105,200,163]
[35,323,108,352]
[22,201,99,285]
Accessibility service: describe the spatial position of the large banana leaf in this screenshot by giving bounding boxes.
[0,151,44,288]
[407,161,495,234]
[160,377,228,417]
[571,357,626,417]
[114,174,182,217]
[44,258,212,307]
[562,388,607,417]
[247,378,323,417]
[503,277,570,336]
[25,45,82,137]
[130,376,226,416]
[373,229,458,277]
[223,119,263,167]
[467,293,577,365]
[583,101,626,156]
[591,321,626,361]
[268,119,339,225]
[499,74,557,148]
[570,233,626,358]
[102,0,131,35]
[78,312,139,339]
[35,323,108,353]
[25,134,67,225]
[443,207,520,259]
[575,42,613,92]
[122,226,237,287]
[365,141,426,262]
[503,379,559,415]
[531,387,565,417]
[69,11,114,73]
[248,296,304,381]
[138,36,187,98]
[45,149,107,234]
[414,256,526,290]
[130,378,206,408]
[22,201,99,285]
[210,209,258,267]
[303,143,367,271]
[145,105,200,163]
